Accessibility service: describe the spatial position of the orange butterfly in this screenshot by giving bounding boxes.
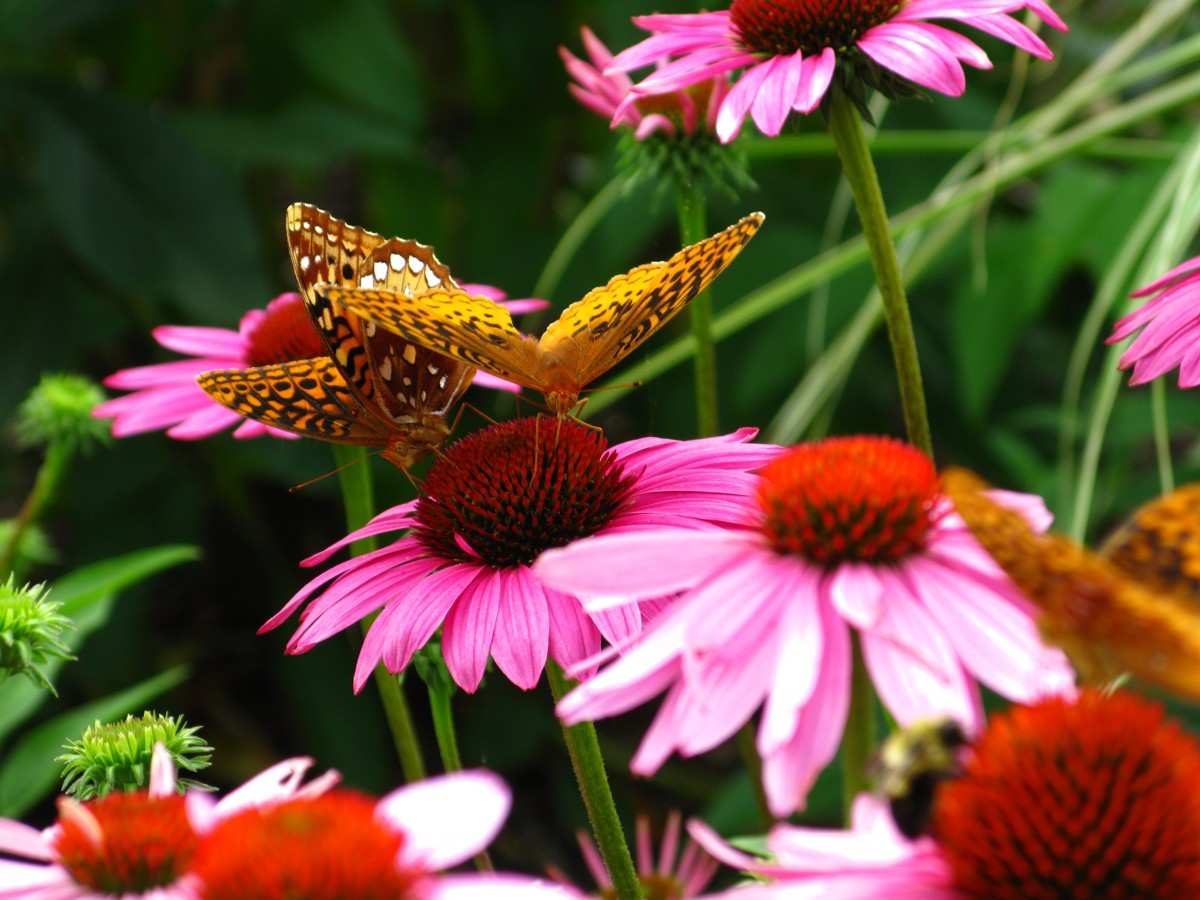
[942,468,1200,701]
[198,204,474,470]
[319,212,765,416]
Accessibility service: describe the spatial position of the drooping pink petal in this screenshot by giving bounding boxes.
[827,563,885,629]
[545,587,602,676]
[152,324,246,358]
[431,875,584,899]
[758,566,824,754]
[489,568,551,690]
[0,820,51,861]
[963,13,1051,60]
[749,53,804,137]
[716,59,776,143]
[858,25,967,97]
[442,573,504,692]
[1131,257,1200,298]
[166,403,246,440]
[379,771,510,870]
[794,47,837,113]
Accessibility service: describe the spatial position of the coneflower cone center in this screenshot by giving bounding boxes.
[192,792,421,899]
[757,436,938,564]
[244,293,325,366]
[415,417,635,568]
[54,793,197,893]
[731,0,902,55]
[933,690,1200,898]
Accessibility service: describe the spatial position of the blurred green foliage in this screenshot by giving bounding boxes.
[2,0,1200,883]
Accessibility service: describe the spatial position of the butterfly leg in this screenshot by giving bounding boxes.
[567,397,604,434]
[458,401,498,428]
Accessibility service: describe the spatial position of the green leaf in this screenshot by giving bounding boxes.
[0,665,188,817]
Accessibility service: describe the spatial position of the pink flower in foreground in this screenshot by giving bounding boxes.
[537,436,1075,817]
[0,743,338,899]
[691,690,1200,899]
[265,417,780,693]
[562,26,729,139]
[190,770,576,899]
[94,287,547,441]
[561,811,719,898]
[1108,256,1200,387]
[607,0,1067,143]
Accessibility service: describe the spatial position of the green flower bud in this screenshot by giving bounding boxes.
[619,131,755,202]
[16,373,110,452]
[58,711,214,801]
[0,577,73,693]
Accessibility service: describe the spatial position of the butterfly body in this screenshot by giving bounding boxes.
[324,211,766,417]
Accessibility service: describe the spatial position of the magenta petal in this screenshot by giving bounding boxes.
[165,403,243,440]
[858,25,966,96]
[794,47,836,113]
[749,56,796,137]
[152,324,246,358]
[758,567,824,754]
[442,572,503,692]
[717,60,776,143]
[379,771,511,870]
[0,820,51,861]
[962,13,1050,60]
[545,587,602,676]
[489,568,550,690]
[1132,257,1200,297]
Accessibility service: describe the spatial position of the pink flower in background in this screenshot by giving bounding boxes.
[562,26,729,139]
[1109,256,1200,387]
[0,744,338,900]
[538,436,1075,817]
[606,1,1067,143]
[265,418,780,693]
[94,287,547,441]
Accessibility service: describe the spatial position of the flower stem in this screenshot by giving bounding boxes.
[0,440,72,577]
[839,635,875,823]
[675,179,719,436]
[331,445,427,783]
[426,677,493,871]
[1151,379,1175,494]
[547,662,643,900]
[826,84,932,457]
[735,722,772,829]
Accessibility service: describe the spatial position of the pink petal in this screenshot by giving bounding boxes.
[858,25,966,97]
[489,568,551,690]
[827,563,885,629]
[962,13,1050,60]
[758,567,824,754]
[1132,257,1200,297]
[212,758,318,819]
[152,325,246,358]
[165,403,245,440]
[470,370,523,393]
[750,53,804,137]
[442,573,503,692]
[431,875,584,900]
[545,587,602,676]
[103,358,227,390]
[717,60,776,143]
[794,48,836,113]
[0,820,51,861]
[149,744,177,797]
[379,771,510,870]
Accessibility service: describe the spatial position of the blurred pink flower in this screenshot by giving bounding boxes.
[94,286,547,441]
[0,744,339,900]
[606,1,1066,143]
[537,436,1075,817]
[265,418,780,693]
[562,26,729,139]
[1109,256,1200,387]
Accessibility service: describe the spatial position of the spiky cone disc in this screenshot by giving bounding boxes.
[0,578,73,693]
[942,468,1200,701]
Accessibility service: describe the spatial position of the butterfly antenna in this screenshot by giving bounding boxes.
[288,449,379,493]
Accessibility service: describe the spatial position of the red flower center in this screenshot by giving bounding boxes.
[731,0,901,55]
[756,436,939,564]
[415,417,635,569]
[933,690,1200,898]
[244,293,326,366]
[54,793,197,894]
[191,791,423,900]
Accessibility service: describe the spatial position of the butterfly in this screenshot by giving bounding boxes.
[198,204,474,470]
[318,212,765,416]
[942,468,1200,701]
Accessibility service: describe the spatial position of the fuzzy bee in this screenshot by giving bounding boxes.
[871,717,968,838]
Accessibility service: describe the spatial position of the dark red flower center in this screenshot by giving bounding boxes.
[54,792,197,894]
[191,791,422,900]
[244,293,326,366]
[731,0,901,55]
[756,436,939,564]
[933,690,1200,898]
[414,416,635,569]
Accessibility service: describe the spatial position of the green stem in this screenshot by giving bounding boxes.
[675,180,719,436]
[533,174,628,302]
[736,722,772,829]
[427,681,493,871]
[547,662,643,900]
[331,445,427,783]
[1151,379,1175,495]
[826,84,933,458]
[839,636,876,823]
[0,441,73,577]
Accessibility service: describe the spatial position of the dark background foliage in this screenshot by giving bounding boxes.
[2,0,1199,883]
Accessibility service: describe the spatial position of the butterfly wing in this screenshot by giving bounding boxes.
[197,357,388,446]
[329,286,546,392]
[942,468,1200,700]
[1100,484,1200,603]
[537,212,765,388]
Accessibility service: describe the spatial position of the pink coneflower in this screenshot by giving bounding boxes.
[264,418,780,693]
[537,436,1075,817]
[189,770,575,899]
[94,287,546,441]
[562,26,729,140]
[0,743,338,899]
[561,811,719,899]
[1108,256,1200,387]
[690,690,1200,899]
[606,1,1066,143]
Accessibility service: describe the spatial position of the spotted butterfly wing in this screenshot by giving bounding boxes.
[328,212,765,412]
[1100,484,1200,602]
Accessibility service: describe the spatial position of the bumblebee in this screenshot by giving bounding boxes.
[870,718,967,838]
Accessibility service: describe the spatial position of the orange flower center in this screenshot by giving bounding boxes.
[54,793,197,894]
[191,791,422,900]
[756,436,939,564]
[415,417,634,568]
[244,293,326,366]
[933,690,1200,898]
[731,0,902,55]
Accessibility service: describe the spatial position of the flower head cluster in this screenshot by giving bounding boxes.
[17,373,111,452]
[539,436,1074,816]
[606,1,1066,142]
[0,577,73,693]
